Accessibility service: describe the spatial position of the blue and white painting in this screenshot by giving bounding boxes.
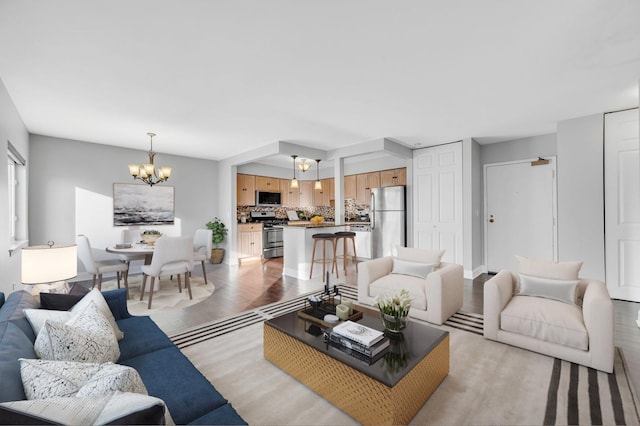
[113,183,175,226]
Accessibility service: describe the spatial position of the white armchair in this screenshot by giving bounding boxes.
[483,258,614,373]
[357,247,463,325]
[193,229,212,285]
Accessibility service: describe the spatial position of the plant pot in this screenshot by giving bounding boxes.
[210,248,225,264]
[141,233,162,246]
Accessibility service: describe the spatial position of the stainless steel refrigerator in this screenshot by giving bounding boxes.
[371,185,406,258]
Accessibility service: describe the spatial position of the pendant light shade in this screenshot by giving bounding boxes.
[314,159,322,190]
[290,155,299,189]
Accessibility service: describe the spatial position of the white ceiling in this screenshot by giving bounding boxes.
[0,1,638,162]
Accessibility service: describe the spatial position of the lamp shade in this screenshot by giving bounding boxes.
[22,244,77,284]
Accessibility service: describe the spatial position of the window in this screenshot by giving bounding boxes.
[8,141,25,247]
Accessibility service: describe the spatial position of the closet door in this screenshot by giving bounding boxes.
[605,109,640,302]
[413,142,463,264]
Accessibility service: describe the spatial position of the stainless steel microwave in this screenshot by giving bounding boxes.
[256,190,281,206]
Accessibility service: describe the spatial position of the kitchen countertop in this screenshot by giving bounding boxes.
[282,222,338,228]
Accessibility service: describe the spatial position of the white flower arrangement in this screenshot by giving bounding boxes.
[373,289,413,318]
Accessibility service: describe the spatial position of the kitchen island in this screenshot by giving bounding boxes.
[282,223,348,280]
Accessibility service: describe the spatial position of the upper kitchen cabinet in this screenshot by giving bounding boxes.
[237,174,256,206]
[344,175,357,199]
[280,178,299,207]
[380,168,407,187]
[313,178,335,206]
[356,172,380,204]
[299,181,315,207]
[255,176,280,192]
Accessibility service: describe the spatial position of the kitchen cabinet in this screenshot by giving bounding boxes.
[255,176,280,192]
[313,178,334,206]
[380,168,406,187]
[237,174,256,206]
[344,175,357,199]
[280,178,299,207]
[299,181,314,207]
[237,223,263,260]
[356,172,380,204]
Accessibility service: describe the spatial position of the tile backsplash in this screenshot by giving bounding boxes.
[237,200,369,222]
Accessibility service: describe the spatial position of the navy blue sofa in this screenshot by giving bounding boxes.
[0,288,246,425]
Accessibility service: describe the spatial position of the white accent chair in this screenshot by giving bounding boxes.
[193,229,212,285]
[357,246,464,325]
[483,256,614,373]
[76,234,129,294]
[140,236,194,309]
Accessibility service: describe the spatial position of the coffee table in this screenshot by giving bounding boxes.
[263,307,449,425]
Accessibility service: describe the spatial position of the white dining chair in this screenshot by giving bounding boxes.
[140,236,194,309]
[76,234,129,295]
[119,229,146,266]
[193,229,212,285]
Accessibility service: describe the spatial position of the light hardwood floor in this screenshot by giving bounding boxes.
[115,257,640,399]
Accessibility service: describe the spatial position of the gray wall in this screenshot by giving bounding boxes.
[29,135,219,272]
[480,133,557,165]
[556,114,605,280]
[0,79,29,294]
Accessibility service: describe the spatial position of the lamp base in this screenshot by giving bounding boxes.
[30,281,69,296]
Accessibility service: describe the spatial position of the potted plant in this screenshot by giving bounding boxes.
[206,217,228,264]
[140,229,162,246]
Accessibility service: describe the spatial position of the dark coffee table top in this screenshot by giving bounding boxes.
[265,307,448,387]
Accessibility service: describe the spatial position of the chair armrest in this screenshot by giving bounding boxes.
[102,288,132,320]
[424,262,464,324]
[581,279,614,372]
[483,270,515,340]
[357,257,393,303]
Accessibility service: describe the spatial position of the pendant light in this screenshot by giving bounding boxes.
[128,133,172,186]
[290,155,299,189]
[297,158,311,172]
[314,159,322,190]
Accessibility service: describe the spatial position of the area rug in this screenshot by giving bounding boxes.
[179,315,639,425]
[100,275,214,316]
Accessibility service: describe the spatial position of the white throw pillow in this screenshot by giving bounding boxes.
[391,258,435,279]
[515,255,582,281]
[0,392,166,426]
[34,301,120,363]
[517,273,580,305]
[23,309,71,336]
[20,359,147,400]
[395,246,445,268]
[71,288,125,340]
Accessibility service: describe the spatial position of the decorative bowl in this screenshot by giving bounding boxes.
[141,232,162,246]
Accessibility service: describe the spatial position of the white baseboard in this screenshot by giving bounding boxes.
[464,265,486,280]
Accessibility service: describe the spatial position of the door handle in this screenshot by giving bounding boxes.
[489,214,495,223]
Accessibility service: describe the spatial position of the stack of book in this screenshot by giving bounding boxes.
[329,320,389,364]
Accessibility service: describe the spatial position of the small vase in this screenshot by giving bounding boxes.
[381,312,408,333]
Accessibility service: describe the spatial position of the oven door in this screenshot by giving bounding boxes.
[263,227,283,254]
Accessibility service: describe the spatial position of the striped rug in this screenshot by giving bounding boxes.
[443,311,484,335]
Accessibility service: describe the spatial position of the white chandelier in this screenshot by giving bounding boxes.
[128,133,172,186]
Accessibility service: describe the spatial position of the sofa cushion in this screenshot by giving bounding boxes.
[20,359,147,400]
[116,316,175,361]
[0,290,40,342]
[190,403,248,425]
[391,258,434,279]
[500,295,588,350]
[0,322,36,402]
[515,255,583,280]
[396,246,445,268]
[34,301,120,363]
[23,308,71,336]
[517,274,579,305]
[120,346,228,425]
[0,391,166,425]
[369,274,427,310]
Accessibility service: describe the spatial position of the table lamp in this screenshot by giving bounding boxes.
[22,241,77,295]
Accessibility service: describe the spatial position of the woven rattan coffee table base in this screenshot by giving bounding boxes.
[263,323,449,425]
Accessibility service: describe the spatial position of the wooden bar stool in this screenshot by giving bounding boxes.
[334,231,358,274]
[309,233,338,282]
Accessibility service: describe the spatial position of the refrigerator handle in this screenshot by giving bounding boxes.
[370,192,375,230]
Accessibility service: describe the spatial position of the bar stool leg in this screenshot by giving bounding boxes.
[309,238,318,279]
[332,238,339,279]
[350,236,358,272]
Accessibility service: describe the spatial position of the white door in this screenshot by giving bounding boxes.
[605,108,640,302]
[413,142,463,264]
[485,158,557,273]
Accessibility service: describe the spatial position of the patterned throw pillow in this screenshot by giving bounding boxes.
[0,391,166,425]
[20,359,147,400]
[34,301,120,363]
[70,289,125,340]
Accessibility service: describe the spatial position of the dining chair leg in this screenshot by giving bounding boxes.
[148,277,155,309]
[185,272,193,300]
[140,274,148,301]
[123,270,130,299]
[177,274,182,293]
[98,274,103,291]
[91,275,97,289]
[200,261,208,284]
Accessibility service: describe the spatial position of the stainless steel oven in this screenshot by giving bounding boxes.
[263,226,283,258]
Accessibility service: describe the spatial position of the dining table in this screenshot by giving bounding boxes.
[106,243,154,265]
